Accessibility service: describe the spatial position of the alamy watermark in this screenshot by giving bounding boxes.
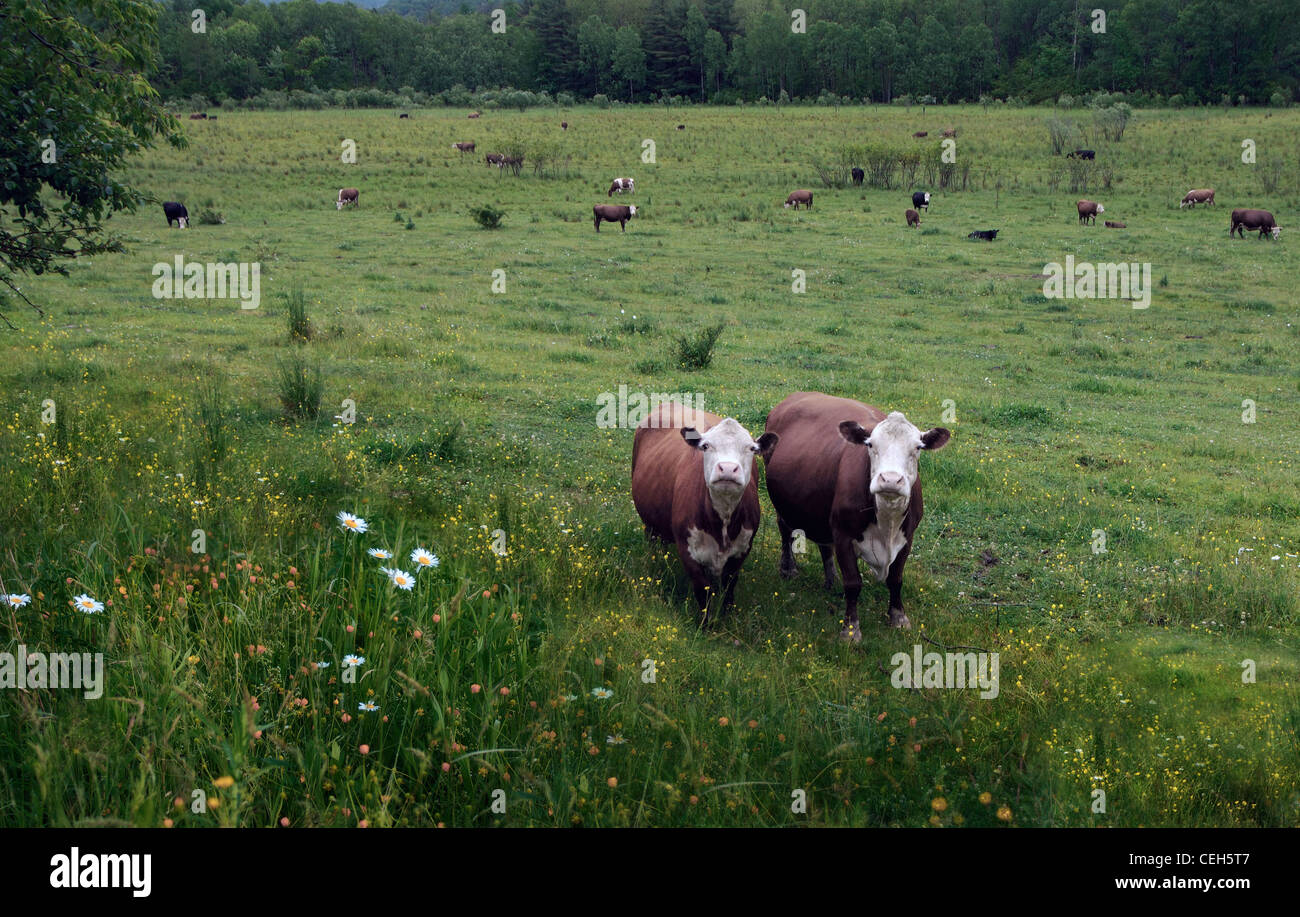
[1042,255,1152,309]
[153,256,261,310]
[1,645,104,699]
[595,385,705,429]
[891,644,1000,699]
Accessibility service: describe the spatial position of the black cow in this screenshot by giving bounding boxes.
[163,201,189,229]
[968,229,998,241]
[912,191,930,211]
[1066,149,1096,160]
[851,167,864,186]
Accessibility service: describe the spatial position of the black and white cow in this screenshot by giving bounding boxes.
[912,191,930,211]
[163,202,189,229]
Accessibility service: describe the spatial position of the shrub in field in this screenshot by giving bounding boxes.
[1046,116,1076,155]
[196,208,225,225]
[592,93,610,108]
[670,321,725,371]
[275,350,323,420]
[469,205,506,229]
[284,288,313,341]
[1093,103,1132,141]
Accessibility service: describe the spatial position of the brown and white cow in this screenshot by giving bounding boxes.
[764,392,950,641]
[468,111,481,119]
[1180,188,1215,208]
[608,177,635,196]
[594,203,637,232]
[941,127,956,138]
[784,190,813,210]
[336,188,359,210]
[485,152,505,167]
[632,402,778,619]
[453,141,475,153]
[905,208,921,227]
[1077,199,1104,224]
[1230,208,1281,239]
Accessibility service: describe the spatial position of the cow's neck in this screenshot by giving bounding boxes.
[706,486,743,543]
[855,493,910,582]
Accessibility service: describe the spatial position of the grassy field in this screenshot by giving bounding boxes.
[1,104,1298,827]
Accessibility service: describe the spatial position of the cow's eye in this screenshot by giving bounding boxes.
[698,443,709,451]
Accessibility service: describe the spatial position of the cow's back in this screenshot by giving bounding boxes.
[632,403,724,541]
[765,392,882,543]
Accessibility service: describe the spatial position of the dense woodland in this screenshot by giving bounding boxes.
[155,0,1300,107]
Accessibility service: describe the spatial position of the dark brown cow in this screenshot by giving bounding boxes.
[764,392,950,641]
[632,402,777,619]
[561,121,568,130]
[1180,188,1215,208]
[941,127,956,138]
[913,131,928,138]
[594,203,637,232]
[336,188,359,210]
[1230,208,1281,239]
[452,141,475,153]
[906,208,921,227]
[189,112,207,120]
[784,190,813,210]
[1105,220,1127,229]
[468,111,481,119]
[1077,199,1104,224]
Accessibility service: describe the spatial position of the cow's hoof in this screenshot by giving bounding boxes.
[839,623,862,643]
[779,562,798,579]
[888,611,912,629]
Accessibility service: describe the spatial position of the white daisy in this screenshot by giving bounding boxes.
[73,594,104,614]
[606,734,626,745]
[367,548,393,560]
[410,547,439,569]
[315,661,332,669]
[591,687,613,700]
[358,700,380,712]
[337,511,368,534]
[381,567,415,590]
[4,593,31,608]
[342,654,365,667]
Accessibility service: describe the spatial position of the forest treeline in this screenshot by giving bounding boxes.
[156,0,1300,107]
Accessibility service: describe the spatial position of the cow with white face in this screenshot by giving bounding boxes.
[631,403,778,620]
[764,392,950,640]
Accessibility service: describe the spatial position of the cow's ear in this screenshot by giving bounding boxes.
[839,421,869,445]
[681,427,705,450]
[753,432,779,460]
[921,428,951,451]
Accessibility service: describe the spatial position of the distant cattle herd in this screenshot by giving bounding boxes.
[167,112,1282,243]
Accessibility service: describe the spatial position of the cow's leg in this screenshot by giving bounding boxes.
[679,549,714,620]
[620,220,626,232]
[777,516,798,578]
[885,540,914,629]
[819,543,837,590]
[594,219,600,233]
[719,556,744,615]
[833,538,863,643]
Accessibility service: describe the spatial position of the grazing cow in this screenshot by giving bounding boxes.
[1180,188,1215,208]
[677,124,685,130]
[468,111,481,119]
[162,202,189,229]
[188,112,207,120]
[1105,220,1127,229]
[336,188,359,210]
[632,403,778,619]
[941,127,956,138]
[485,152,505,167]
[1230,208,1281,239]
[608,177,635,196]
[1066,149,1096,160]
[784,190,813,210]
[452,141,476,153]
[968,229,998,241]
[594,203,637,232]
[1077,199,1104,224]
[207,115,218,121]
[905,209,921,227]
[561,121,568,130]
[912,191,931,211]
[851,167,864,186]
[913,131,928,138]
[764,392,950,640]
[399,112,410,119]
